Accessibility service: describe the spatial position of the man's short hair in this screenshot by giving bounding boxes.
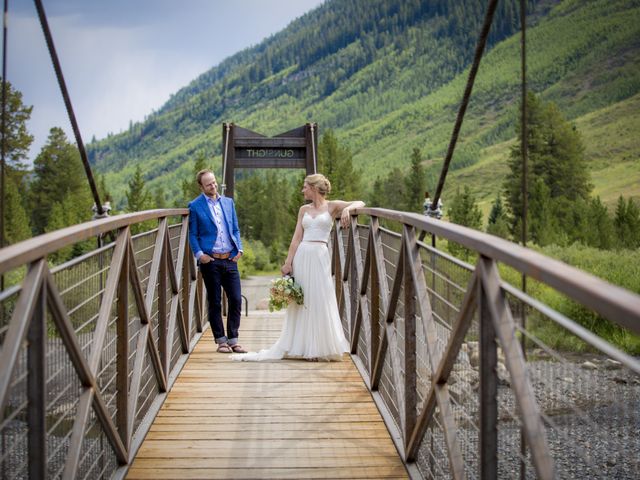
[196,169,215,186]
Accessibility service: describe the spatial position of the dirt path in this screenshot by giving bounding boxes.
[241,274,278,310]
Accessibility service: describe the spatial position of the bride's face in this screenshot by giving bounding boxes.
[302,182,315,200]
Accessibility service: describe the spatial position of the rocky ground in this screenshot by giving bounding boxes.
[416,345,640,479]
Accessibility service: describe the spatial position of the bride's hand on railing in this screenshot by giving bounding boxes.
[340,207,351,228]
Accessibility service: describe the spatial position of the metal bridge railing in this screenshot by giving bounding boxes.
[0,209,206,480]
[1,207,639,479]
[333,207,640,480]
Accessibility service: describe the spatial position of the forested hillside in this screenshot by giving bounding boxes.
[87,0,639,212]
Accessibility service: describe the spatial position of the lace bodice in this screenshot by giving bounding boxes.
[302,211,332,243]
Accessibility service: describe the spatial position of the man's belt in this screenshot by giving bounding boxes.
[211,252,231,259]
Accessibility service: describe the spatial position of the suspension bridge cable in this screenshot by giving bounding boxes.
[1,0,8,295]
[310,123,317,174]
[1,0,8,256]
[520,1,529,252]
[430,0,499,213]
[33,0,104,216]
[221,122,230,195]
[519,1,529,477]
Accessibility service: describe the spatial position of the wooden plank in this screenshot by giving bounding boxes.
[157,405,380,415]
[137,438,398,449]
[130,456,402,468]
[147,421,389,433]
[125,311,407,479]
[155,403,379,413]
[152,414,384,424]
[126,466,407,479]
[162,394,373,402]
[145,431,393,441]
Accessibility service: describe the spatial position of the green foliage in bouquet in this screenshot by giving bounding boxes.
[269,276,304,312]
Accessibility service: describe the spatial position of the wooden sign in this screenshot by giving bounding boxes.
[220,123,318,197]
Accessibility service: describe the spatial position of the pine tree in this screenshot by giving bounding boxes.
[97,174,113,212]
[286,172,306,239]
[45,199,73,261]
[447,186,482,261]
[125,166,150,213]
[259,172,291,259]
[504,92,592,244]
[318,129,362,200]
[153,187,167,209]
[614,196,640,249]
[1,81,33,245]
[369,176,386,208]
[3,174,31,244]
[370,168,406,211]
[30,127,90,234]
[181,154,208,204]
[0,79,34,171]
[44,193,93,261]
[528,179,563,246]
[404,147,426,212]
[237,174,266,241]
[486,195,510,239]
[584,197,615,250]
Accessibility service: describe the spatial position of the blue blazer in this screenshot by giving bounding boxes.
[188,194,243,259]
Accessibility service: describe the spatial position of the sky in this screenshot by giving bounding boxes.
[4,0,325,161]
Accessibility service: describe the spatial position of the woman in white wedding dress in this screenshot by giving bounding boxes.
[232,173,365,362]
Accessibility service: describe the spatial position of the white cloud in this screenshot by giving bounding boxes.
[5,1,325,161]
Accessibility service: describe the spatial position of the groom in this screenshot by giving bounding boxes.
[188,169,246,353]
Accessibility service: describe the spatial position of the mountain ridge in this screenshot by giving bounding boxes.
[87,0,640,210]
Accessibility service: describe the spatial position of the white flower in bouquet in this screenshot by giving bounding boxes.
[269,275,304,312]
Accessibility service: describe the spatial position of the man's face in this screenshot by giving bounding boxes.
[200,173,218,198]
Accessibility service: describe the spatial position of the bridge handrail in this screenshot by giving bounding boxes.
[0,209,203,479]
[1,207,638,479]
[333,207,640,479]
[356,207,640,334]
[0,209,189,275]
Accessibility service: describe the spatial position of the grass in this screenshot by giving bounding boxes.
[498,242,640,355]
[442,93,640,219]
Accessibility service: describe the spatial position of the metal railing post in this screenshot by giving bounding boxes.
[478,258,498,479]
[27,280,46,479]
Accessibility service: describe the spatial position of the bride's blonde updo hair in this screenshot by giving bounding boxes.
[305,173,331,196]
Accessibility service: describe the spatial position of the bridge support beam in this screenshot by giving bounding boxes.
[478,258,498,479]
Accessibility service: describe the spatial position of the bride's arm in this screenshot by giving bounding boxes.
[281,206,306,276]
[329,199,366,228]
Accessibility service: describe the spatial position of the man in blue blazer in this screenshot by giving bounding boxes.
[188,169,246,353]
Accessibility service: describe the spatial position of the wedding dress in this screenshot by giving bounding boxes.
[232,211,349,361]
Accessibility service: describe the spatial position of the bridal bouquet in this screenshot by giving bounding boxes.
[268,276,304,312]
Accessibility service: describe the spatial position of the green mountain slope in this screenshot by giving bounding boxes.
[451,92,640,220]
[88,0,640,210]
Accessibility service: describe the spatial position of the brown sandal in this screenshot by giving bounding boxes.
[230,344,247,353]
[217,343,232,353]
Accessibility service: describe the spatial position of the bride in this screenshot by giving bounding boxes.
[232,173,365,361]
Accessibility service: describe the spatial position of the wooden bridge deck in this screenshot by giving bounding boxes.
[126,312,408,479]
